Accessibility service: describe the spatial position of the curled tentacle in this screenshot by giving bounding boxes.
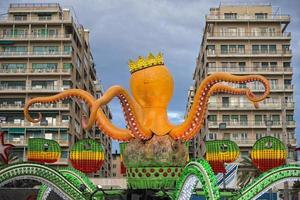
[24,89,95,123]
[85,86,152,141]
[169,72,270,141]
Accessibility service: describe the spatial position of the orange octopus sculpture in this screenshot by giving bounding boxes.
[24,53,270,142]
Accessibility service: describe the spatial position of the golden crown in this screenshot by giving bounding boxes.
[128,52,164,73]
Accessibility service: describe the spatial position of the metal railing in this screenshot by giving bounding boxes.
[0,103,70,109]
[206,14,290,21]
[208,120,296,127]
[208,102,295,109]
[206,49,292,56]
[207,66,292,73]
[207,32,291,38]
[0,51,72,57]
[0,68,72,74]
[0,34,72,40]
[0,86,70,92]
[0,121,70,127]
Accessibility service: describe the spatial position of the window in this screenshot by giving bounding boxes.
[1,63,26,72]
[238,62,245,71]
[240,115,248,125]
[241,133,247,140]
[38,14,52,21]
[270,79,278,89]
[272,115,280,125]
[252,45,259,54]
[208,115,217,122]
[3,46,27,53]
[256,133,263,140]
[255,115,263,125]
[261,45,268,53]
[286,114,293,122]
[222,97,229,107]
[261,62,268,70]
[231,115,239,124]
[207,45,215,55]
[284,79,292,89]
[229,45,236,53]
[112,164,117,168]
[64,45,72,53]
[221,45,228,54]
[14,15,27,21]
[283,62,291,68]
[237,45,245,54]
[282,45,290,53]
[32,63,57,72]
[269,45,277,54]
[270,62,277,70]
[255,13,268,19]
[112,173,116,177]
[222,115,230,122]
[33,46,59,54]
[208,133,217,140]
[224,13,237,19]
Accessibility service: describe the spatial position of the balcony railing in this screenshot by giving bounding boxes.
[0,103,70,110]
[1,121,70,128]
[207,66,292,73]
[0,51,72,57]
[208,102,295,110]
[0,86,70,92]
[4,138,69,146]
[0,34,72,40]
[0,68,71,74]
[0,15,72,23]
[207,32,291,38]
[206,14,290,21]
[206,49,292,57]
[208,120,296,128]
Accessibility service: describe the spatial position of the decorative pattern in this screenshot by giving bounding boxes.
[174,159,220,200]
[250,136,287,172]
[127,166,183,189]
[37,167,99,200]
[69,139,104,173]
[24,53,270,142]
[128,52,164,73]
[0,163,89,200]
[205,140,240,174]
[0,132,14,164]
[27,138,61,163]
[234,164,300,200]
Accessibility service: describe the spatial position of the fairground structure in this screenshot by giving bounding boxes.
[0,2,299,200]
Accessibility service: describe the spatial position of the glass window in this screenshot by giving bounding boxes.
[14,15,27,21]
[224,13,237,19]
[255,13,268,19]
[270,62,277,70]
[222,115,230,122]
[240,115,248,125]
[207,45,215,55]
[252,45,259,54]
[261,45,268,53]
[269,45,277,54]
[208,115,217,122]
[286,115,293,121]
[231,115,239,123]
[237,45,245,54]
[221,45,228,54]
[284,79,292,89]
[229,45,236,53]
[241,133,248,140]
[38,14,52,21]
[283,62,291,68]
[282,45,290,53]
[64,45,72,53]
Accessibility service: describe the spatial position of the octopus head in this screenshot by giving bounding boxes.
[128,53,174,108]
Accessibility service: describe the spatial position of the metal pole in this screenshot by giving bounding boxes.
[282,97,289,200]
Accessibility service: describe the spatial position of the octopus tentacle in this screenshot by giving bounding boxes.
[24,89,95,123]
[85,86,152,140]
[24,89,134,141]
[169,72,270,141]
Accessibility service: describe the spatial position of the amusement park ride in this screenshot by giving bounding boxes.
[0,53,299,200]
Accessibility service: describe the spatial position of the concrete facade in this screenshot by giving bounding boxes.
[0,3,112,177]
[187,4,296,164]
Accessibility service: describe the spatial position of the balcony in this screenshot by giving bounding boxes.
[0,68,72,75]
[207,32,291,40]
[0,121,70,128]
[0,103,70,110]
[0,34,72,41]
[206,49,292,58]
[0,51,72,58]
[208,102,295,110]
[208,120,284,129]
[206,14,290,22]
[207,66,292,75]
[0,15,72,24]
[0,86,66,93]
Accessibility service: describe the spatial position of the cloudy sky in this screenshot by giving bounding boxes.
[1,0,299,152]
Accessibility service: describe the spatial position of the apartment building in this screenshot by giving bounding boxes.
[187,3,297,162]
[0,3,112,176]
[111,151,125,178]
